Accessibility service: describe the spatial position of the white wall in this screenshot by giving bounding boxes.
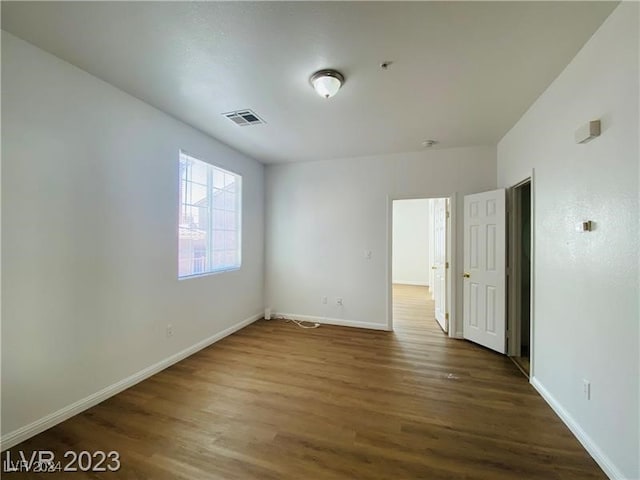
[392,199,430,286]
[1,32,265,442]
[497,4,639,479]
[265,146,496,331]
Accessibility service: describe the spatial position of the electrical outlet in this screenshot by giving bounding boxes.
[166,324,174,338]
[336,297,343,306]
[583,379,591,400]
[322,296,328,304]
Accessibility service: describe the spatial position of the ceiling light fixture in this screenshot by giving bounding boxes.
[310,69,345,99]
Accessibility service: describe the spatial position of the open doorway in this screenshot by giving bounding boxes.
[391,198,450,334]
[508,179,532,377]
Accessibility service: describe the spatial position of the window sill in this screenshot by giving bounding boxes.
[178,267,241,280]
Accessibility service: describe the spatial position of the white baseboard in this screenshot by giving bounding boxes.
[0,312,262,451]
[274,312,389,331]
[392,281,429,287]
[530,377,625,480]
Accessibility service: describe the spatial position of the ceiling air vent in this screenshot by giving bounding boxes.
[223,109,266,126]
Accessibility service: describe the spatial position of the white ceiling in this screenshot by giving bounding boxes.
[2,2,616,164]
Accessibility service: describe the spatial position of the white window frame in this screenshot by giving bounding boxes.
[178,150,242,279]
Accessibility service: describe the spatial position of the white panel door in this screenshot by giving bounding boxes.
[433,198,447,332]
[463,189,506,353]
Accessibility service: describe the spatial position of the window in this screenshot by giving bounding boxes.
[178,151,242,278]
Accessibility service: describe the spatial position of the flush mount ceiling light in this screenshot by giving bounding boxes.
[310,69,345,99]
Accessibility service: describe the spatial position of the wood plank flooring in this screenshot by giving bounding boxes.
[2,284,605,479]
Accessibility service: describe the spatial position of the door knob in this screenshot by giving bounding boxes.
[431,266,437,270]
[463,272,471,278]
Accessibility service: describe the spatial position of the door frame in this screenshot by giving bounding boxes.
[507,172,535,378]
[387,194,457,336]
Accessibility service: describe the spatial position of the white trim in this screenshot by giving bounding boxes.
[447,195,457,338]
[274,312,389,331]
[529,168,536,379]
[392,281,429,287]
[530,377,624,480]
[387,197,394,331]
[0,312,263,451]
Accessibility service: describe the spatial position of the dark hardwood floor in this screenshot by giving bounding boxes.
[2,284,605,479]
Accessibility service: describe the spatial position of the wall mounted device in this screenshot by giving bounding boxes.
[577,221,594,232]
[575,120,601,144]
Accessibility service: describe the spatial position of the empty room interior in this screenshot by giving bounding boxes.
[1,1,639,479]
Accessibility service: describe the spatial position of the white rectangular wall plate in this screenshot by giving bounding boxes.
[575,120,601,144]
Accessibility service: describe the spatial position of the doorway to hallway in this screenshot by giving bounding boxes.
[508,179,532,377]
[391,198,450,333]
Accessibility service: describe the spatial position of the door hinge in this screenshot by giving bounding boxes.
[445,313,449,320]
[446,210,450,219]
[445,262,449,269]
